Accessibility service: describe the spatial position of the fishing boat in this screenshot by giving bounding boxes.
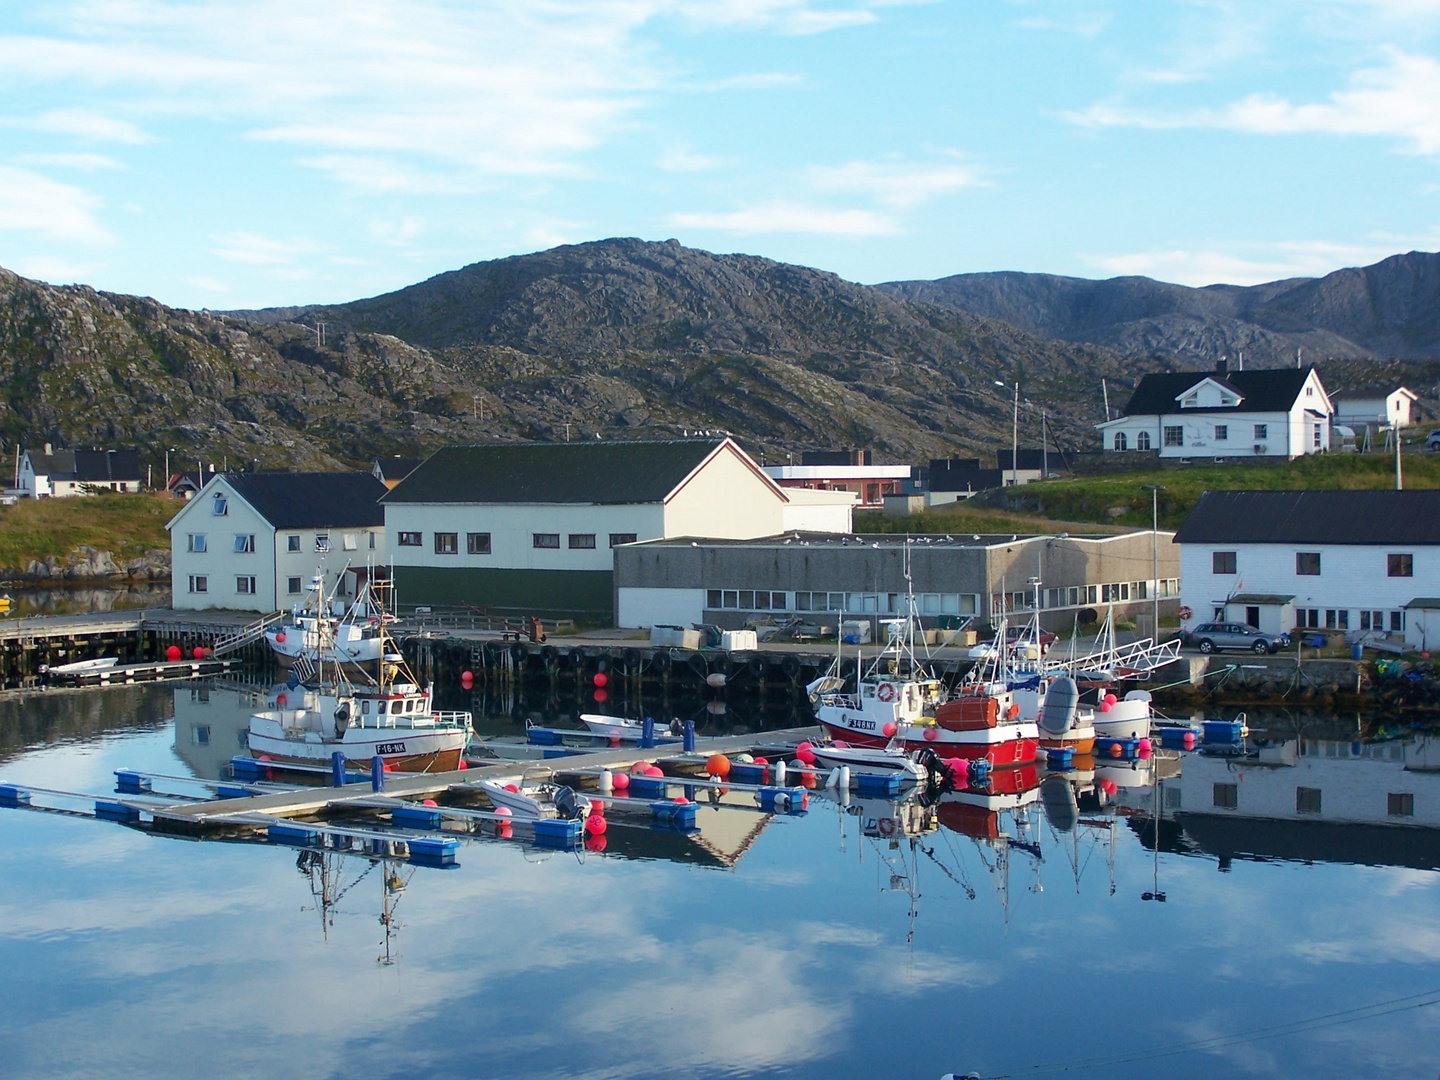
[248,575,470,772]
[480,774,590,820]
[809,570,1040,766]
[264,572,393,671]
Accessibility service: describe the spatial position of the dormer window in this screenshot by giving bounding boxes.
[1183,395,1198,408]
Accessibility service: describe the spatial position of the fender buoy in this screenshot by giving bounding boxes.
[878,817,896,837]
[1177,605,1193,621]
[877,682,896,702]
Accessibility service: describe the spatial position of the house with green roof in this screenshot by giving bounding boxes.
[380,438,854,620]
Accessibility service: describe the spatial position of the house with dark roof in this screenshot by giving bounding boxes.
[19,445,143,498]
[380,438,854,619]
[1097,363,1334,460]
[1173,489,1440,644]
[166,471,388,613]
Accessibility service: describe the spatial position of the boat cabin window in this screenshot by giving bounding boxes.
[391,700,404,714]
[361,700,370,714]
[406,699,417,712]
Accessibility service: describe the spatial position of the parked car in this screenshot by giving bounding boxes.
[1187,622,1290,654]
[1005,625,1058,652]
[1427,429,1440,452]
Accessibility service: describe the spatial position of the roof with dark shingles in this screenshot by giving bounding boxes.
[223,472,387,528]
[381,439,742,505]
[29,448,142,483]
[1122,368,1318,416]
[373,457,422,481]
[1174,490,1440,546]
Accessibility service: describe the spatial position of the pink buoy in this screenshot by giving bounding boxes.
[1104,692,1118,706]
[457,760,468,770]
[422,799,438,807]
[276,694,287,707]
[752,756,769,766]
[585,833,606,852]
[504,783,519,793]
[494,805,513,817]
[274,632,286,643]
[833,739,849,749]
[1099,701,1112,713]
[672,796,689,805]
[496,821,514,839]
[1101,779,1118,795]
[593,688,609,704]
[632,761,650,773]
[609,736,621,747]
[1183,731,1197,749]
[193,646,205,660]
[585,815,607,835]
[1137,738,1152,753]
[923,727,939,741]
[646,766,664,778]
[796,747,816,765]
[881,722,898,737]
[166,645,182,662]
[612,772,630,791]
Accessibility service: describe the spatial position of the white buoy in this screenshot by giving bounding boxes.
[824,767,840,789]
[598,768,613,794]
[772,759,787,785]
[838,765,850,791]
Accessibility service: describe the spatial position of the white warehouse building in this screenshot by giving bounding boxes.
[1173,490,1440,647]
[167,472,389,613]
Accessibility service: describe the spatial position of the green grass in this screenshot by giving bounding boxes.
[856,504,1126,536]
[870,452,1438,532]
[0,492,173,570]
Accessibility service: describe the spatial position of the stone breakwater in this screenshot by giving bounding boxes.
[1146,653,1440,711]
[1,546,171,585]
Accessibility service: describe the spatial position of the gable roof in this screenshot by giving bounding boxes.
[27,448,142,483]
[383,439,777,505]
[1174,490,1440,546]
[373,457,422,481]
[1331,386,1417,402]
[1122,368,1320,416]
[220,472,387,528]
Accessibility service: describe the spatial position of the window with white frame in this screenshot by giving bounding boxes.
[235,575,256,595]
[187,534,207,553]
[1135,430,1151,451]
[315,534,330,552]
[1113,432,1127,451]
[287,534,301,552]
[233,534,255,553]
[343,533,357,551]
[212,494,228,516]
[188,575,208,593]
[1213,424,1228,441]
[1163,426,1183,447]
[1254,423,1268,439]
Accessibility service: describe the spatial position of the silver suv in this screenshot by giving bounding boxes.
[1189,622,1290,654]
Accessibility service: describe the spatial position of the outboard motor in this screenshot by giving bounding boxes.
[553,785,584,821]
[1040,675,1080,737]
[1040,774,1079,832]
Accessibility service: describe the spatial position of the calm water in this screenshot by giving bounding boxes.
[1,683,1438,1080]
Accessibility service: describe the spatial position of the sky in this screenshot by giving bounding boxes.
[4,1,1440,308]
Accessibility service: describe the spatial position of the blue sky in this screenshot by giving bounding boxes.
[3,1,1440,308]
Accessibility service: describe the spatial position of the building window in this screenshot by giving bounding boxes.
[467,532,491,555]
[1213,551,1237,575]
[1163,425,1183,447]
[1391,610,1405,633]
[343,533,358,551]
[1298,608,1319,628]
[707,590,722,608]
[1213,424,1228,441]
[287,534,301,552]
[188,575,208,594]
[1213,783,1238,810]
[235,575,256,595]
[568,534,597,549]
[1388,553,1414,578]
[1296,787,1322,814]
[609,533,638,547]
[1313,425,1322,449]
[1388,792,1415,817]
[1325,609,1349,630]
[187,533,207,553]
[233,534,255,553]
[287,576,302,594]
[369,532,376,550]
[1295,552,1321,575]
[434,532,458,555]
[1113,432,1127,451]
[1135,430,1151,451]
[398,531,421,547]
[1361,610,1385,631]
[212,494,228,516]
[1254,423,1268,440]
[315,534,330,553]
[533,533,560,549]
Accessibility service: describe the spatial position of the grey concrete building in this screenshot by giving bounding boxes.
[614,530,1179,633]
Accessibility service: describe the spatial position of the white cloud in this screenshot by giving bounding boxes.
[0,165,111,243]
[657,144,731,172]
[809,156,986,209]
[1068,49,1440,155]
[6,254,104,283]
[24,108,151,144]
[298,155,470,194]
[670,202,900,235]
[211,230,316,266]
[1082,237,1433,286]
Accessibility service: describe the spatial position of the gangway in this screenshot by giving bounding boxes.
[209,611,286,657]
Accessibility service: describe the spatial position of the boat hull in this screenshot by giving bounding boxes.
[817,717,1039,765]
[247,725,467,772]
[247,744,463,773]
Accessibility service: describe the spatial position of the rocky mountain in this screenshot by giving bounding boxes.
[0,239,1159,472]
[878,251,1440,365]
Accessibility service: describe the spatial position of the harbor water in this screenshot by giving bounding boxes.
[1,682,1438,1079]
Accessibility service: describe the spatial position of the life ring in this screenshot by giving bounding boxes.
[1177,605,1193,621]
[877,816,896,836]
[877,682,896,702]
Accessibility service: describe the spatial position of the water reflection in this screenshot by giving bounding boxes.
[0,582,170,616]
[0,683,1439,1079]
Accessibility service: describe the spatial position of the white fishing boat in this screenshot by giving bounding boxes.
[264,572,393,671]
[248,574,470,772]
[580,714,644,738]
[40,656,120,675]
[480,774,591,820]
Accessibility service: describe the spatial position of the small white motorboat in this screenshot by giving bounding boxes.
[480,776,591,820]
[808,743,925,782]
[579,714,644,738]
[40,656,120,676]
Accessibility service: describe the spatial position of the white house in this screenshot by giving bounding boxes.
[167,471,388,613]
[1331,386,1417,431]
[380,438,854,620]
[1173,490,1440,642]
[1098,365,1333,460]
[20,446,143,498]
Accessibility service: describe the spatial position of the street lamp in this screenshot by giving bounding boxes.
[163,447,177,491]
[1142,484,1164,640]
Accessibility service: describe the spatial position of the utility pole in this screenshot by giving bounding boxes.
[1102,378,1111,422]
[1396,422,1403,490]
[1041,407,1048,478]
[1144,484,1164,640]
[1011,382,1019,488]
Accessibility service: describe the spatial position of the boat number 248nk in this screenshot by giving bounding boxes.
[376,742,406,755]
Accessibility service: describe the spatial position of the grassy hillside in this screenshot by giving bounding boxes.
[873,452,1438,532]
[855,504,1128,536]
[0,493,173,570]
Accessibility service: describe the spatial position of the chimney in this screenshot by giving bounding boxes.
[1215,357,1228,375]
[43,442,52,455]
